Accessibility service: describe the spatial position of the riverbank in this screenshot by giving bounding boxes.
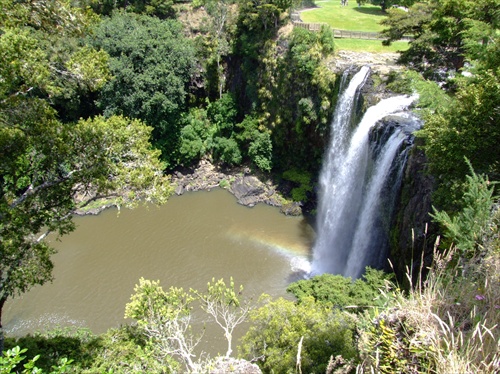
[170,159,304,216]
[74,159,303,216]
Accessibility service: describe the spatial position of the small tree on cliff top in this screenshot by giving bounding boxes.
[125,277,250,371]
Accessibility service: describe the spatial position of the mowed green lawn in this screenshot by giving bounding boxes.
[299,0,409,52]
[334,38,408,52]
[300,0,387,32]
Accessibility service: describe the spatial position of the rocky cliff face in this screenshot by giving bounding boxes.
[389,138,438,286]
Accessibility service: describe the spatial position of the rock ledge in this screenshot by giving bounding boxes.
[171,160,294,211]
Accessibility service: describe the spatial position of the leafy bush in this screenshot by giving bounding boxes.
[207,93,238,138]
[0,346,73,374]
[212,136,242,166]
[282,169,313,202]
[287,267,393,309]
[4,328,96,372]
[84,326,169,374]
[178,107,215,165]
[417,70,500,209]
[431,160,498,258]
[248,131,273,172]
[239,296,357,374]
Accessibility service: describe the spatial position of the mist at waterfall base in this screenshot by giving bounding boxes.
[311,66,421,279]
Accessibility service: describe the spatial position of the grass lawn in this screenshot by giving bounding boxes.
[300,0,387,32]
[335,39,409,53]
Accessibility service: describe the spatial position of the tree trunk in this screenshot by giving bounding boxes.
[225,331,232,358]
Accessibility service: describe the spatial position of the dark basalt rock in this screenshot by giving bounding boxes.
[230,176,266,207]
[389,140,438,287]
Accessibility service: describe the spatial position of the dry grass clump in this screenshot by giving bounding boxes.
[357,242,500,374]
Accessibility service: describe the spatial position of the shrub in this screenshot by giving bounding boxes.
[431,160,497,258]
[287,267,393,310]
[212,136,242,166]
[248,131,273,172]
[281,169,313,202]
[239,296,357,374]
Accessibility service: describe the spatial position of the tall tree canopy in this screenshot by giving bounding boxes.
[84,0,176,18]
[89,12,196,167]
[381,0,499,78]
[0,0,172,352]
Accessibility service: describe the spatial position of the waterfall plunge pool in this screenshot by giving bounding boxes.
[4,188,314,352]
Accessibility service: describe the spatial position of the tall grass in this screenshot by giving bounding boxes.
[357,243,500,373]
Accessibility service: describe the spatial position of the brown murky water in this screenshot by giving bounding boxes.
[4,189,314,352]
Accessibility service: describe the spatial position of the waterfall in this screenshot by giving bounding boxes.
[312,66,419,277]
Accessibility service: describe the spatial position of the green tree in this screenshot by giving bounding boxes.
[417,70,500,208]
[194,0,237,99]
[266,26,337,172]
[381,0,499,78]
[207,93,238,138]
[248,131,273,172]
[212,136,242,166]
[85,0,176,18]
[89,12,196,167]
[1,0,172,354]
[125,278,250,371]
[193,278,249,358]
[0,0,109,122]
[383,0,500,211]
[357,0,416,12]
[239,296,357,373]
[125,278,200,372]
[0,114,172,352]
[178,107,216,165]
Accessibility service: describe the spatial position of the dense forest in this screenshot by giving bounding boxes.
[1,0,499,372]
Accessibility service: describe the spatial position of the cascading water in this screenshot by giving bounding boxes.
[312,66,419,278]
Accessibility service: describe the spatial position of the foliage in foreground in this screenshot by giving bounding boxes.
[123,277,250,372]
[239,296,357,374]
[357,246,500,373]
[0,346,72,374]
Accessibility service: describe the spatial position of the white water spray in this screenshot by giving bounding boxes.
[312,66,418,277]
